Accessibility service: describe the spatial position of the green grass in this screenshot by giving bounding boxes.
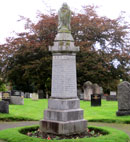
[0,125,129,142]
[0,99,47,121]
[0,99,130,123]
[81,100,130,123]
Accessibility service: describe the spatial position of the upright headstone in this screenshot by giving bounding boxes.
[83,81,93,101]
[30,93,32,98]
[32,93,39,101]
[10,90,24,105]
[40,3,87,135]
[37,90,44,99]
[24,92,30,98]
[91,94,101,106]
[116,81,130,116]
[0,101,9,113]
[77,89,84,100]
[93,83,101,94]
[91,84,101,106]
[2,92,11,103]
[10,96,24,105]
[106,91,117,101]
[21,92,24,98]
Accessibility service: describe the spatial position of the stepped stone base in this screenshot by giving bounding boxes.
[116,110,130,116]
[44,109,83,121]
[40,119,87,135]
[40,98,87,135]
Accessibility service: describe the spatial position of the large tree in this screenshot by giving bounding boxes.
[1,5,130,94]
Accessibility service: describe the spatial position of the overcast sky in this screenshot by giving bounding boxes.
[0,0,130,44]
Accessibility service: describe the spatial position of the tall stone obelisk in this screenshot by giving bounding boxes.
[40,3,87,135]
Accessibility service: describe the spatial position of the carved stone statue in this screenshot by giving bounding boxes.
[58,3,71,32]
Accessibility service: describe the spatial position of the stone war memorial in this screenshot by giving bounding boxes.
[40,3,87,135]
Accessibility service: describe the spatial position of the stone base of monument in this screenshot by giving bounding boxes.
[40,98,87,135]
[116,110,130,116]
[40,119,87,135]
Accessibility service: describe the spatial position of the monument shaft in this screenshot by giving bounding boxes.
[51,53,77,99]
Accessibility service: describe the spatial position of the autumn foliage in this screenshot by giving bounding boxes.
[0,5,130,94]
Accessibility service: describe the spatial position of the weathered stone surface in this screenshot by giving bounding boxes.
[10,96,24,105]
[49,32,79,52]
[48,98,80,110]
[117,81,130,110]
[110,91,116,96]
[44,109,83,121]
[0,101,9,113]
[2,92,11,103]
[100,87,104,95]
[116,81,130,116]
[83,81,93,101]
[40,3,87,135]
[93,84,101,94]
[91,94,101,106]
[58,3,71,32]
[116,110,130,116]
[51,53,77,99]
[40,119,87,135]
[37,90,44,99]
[106,95,117,101]
[24,92,30,98]
[55,32,74,41]
[32,93,39,101]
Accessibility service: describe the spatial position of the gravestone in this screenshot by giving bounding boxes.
[83,81,93,101]
[91,84,102,106]
[106,91,117,101]
[100,87,104,95]
[2,92,11,103]
[0,101,9,113]
[11,90,24,97]
[91,94,101,106]
[93,84,101,94]
[10,90,24,105]
[77,89,84,100]
[10,96,24,105]
[24,92,30,98]
[21,92,24,98]
[30,93,32,98]
[32,93,39,101]
[37,90,44,99]
[40,3,87,135]
[116,81,130,116]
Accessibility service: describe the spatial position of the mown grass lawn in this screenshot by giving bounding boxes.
[0,99,130,123]
[0,125,129,142]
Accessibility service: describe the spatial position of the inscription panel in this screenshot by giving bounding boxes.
[51,54,77,98]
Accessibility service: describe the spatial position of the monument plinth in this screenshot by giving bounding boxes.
[40,3,87,135]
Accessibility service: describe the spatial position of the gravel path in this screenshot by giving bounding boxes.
[88,122,130,138]
[0,121,39,130]
[0,121,39,142]
[0,121,130,141]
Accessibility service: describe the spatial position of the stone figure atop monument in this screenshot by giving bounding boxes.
[58,3,71,33]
